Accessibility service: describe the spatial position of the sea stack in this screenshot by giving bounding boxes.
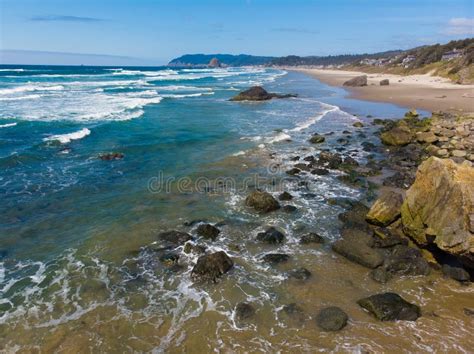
[208,57,222,68]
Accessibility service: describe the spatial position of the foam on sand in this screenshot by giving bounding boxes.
[43,128,91,144]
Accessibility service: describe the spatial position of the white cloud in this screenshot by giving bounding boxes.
[444,17,474,35]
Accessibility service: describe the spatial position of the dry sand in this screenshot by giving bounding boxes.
[292,68,474,114]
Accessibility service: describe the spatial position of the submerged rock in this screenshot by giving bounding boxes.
[343,75,367,87]
[256,227,285,244]
[157,230,193,248]
[288,267,312,281]
[357,292,420,321]
[278,191,293,201]
[309,134,326,144]
[300,232,325,244]
[366,191,403,227]
[318,151,343,169]
[99,152,124,160]
[316,306,348,331]
[196,223,220,240]
[191,251,233,282]
[245,191,280,213]
[332,231,384,269]
[235,302,255,321]
[230,86,296,101]
[262,253,290,264]
[401,157,474,268]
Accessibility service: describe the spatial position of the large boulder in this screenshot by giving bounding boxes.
[401,157,474,268]
[316,307,348,331]
[380,79,390,86]
[366,191,403,227]
[380,125,413,146]
[245,191,280,213]
[157,230,193,248]
[357,292,420,321]
[332,228,384,269]
[196,223,220,240]
[230,86,296,101]
[343,75,368,87]
[191,251,233,282]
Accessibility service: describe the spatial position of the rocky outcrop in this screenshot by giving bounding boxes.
[196,223,220,240]
[256,227,285,244]
[400,157,474,268]
[366,191,403,227]
[357,292,420,321]
[245,191,280,212]
[230,86,297,101]
[343,75,368,87]
[316,307,348,331]
[380,124,413,146]
[191,251,233,282]
[157,230,193,248]
[208,58,221,68]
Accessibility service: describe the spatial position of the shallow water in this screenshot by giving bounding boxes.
[0,66,471,352]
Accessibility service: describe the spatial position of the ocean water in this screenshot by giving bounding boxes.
[1,65,471,352]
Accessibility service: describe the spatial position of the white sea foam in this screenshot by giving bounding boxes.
[290,103,339,132]
[0,69,25,72]
[43,128,91,144]
[266,132,292,143]
[0,122,17,128]
[0,85,64,95]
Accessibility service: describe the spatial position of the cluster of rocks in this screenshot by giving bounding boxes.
[230,86,297,101]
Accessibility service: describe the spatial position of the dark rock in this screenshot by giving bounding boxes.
[294,163,311,171]
[337,138,350,145]
[157,230,193,248]
[245,191,280,213]
[303,155,316,162]
[183,219,206,227]
[235,302,255,321]
[262,253,290,264]
[353,122,364,128]
[370,268,392,283]
[381,245,431,277]
[183,243,206,255]
[380,79,390,86]
[332,231,384,269]
[159,252,180,266]
[343,75,368,87]
[309,134,325,144]
[343,156,359,167]
[464,308,474,316]
[362,141,376,152]
[442,264,470,282]
[230,86,297,101]
[99,152,124,161]
[311,168,330,175]
[316,307,348,331]
[282,205,297,213]
[318,151,343,169]
[191,251,233,282]
[357,292,421,321]
[282,303,305,321]
[372,227,408,248]
[288,267,312,280]
[256,227,285,244]
[342,130,351,134]
[300,233,325,244]
[286,168,301,176]
[338,202,371,230]
[290,156,300,161]
[278,191,293,201]
[196,223,220,240]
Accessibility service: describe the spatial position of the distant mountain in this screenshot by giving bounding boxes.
[168,54,275,67]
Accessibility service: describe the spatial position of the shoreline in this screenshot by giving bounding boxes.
[289,68,474,115]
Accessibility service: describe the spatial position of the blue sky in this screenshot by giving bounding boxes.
[1,0,473,65]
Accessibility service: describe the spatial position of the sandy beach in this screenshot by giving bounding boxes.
[293,68,474,114]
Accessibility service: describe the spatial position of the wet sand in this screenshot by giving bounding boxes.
[292,68,474,114]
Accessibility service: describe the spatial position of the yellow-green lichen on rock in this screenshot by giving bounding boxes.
[366,191,403,227]
[401,157,474,267]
